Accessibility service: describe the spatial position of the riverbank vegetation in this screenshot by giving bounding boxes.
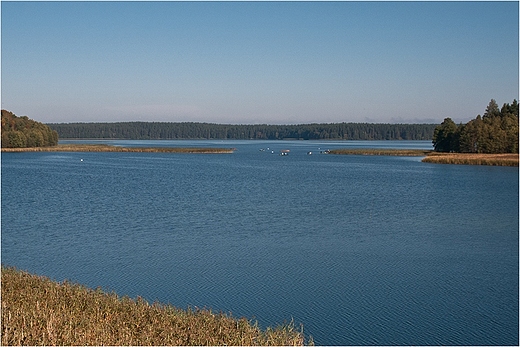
[1,266,309,346]
[432,99,518,153]
[329,148,518,166]
[1,110,58,148]
[0,144,235,153]
[48,122,437,140]
[329,149,431,156]
[422,152,518,166]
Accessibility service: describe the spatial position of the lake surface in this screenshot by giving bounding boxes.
[2,140,518,345]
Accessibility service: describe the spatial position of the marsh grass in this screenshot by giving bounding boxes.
[0,144,235,153]
[329,148,518,166]
[329,148,432,156]
[1,266,309,346]
[421,152,519,166]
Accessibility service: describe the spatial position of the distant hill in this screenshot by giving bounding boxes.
[47,122,437,141]
[1,110,59,148]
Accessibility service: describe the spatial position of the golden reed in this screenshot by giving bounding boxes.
[1,266,309,346]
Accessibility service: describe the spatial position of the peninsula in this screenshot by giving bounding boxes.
[1,144,235,154]
[328,148,518,166]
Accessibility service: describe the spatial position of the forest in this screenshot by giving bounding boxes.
[432,99,519,153]
[48,122,437,141]
[1,110,58,148]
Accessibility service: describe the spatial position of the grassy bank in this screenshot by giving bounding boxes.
[329,148,518,166]
[1,266,309,346]
[422,152,519,166]
[329,148,432,156]
[0,144,235,153]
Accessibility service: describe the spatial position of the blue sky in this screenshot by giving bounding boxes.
[1,1,518,124]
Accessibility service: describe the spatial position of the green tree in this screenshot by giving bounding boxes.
[438,99,518,154]
[1,110,59,148]
[503,114,519,153]
[432,118,459,152]
[26,129,45,147]
[483,99,500,119]
[1,131,11,147]
[459,116,482,153]
[7,131,27,148]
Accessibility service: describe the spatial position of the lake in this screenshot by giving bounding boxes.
[1,140,518,345]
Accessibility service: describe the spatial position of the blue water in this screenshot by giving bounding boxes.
[2,140,518,345]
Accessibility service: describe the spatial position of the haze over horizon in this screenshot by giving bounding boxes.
[1,1,518,125]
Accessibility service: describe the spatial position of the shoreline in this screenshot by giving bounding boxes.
[422,152,519,166]
[328,149,432,156]
[1,144,235,154]
[328,148,519,166]
[2,145,517,166]
[1,266,308,346]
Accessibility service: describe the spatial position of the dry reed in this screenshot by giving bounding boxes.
[1,144,235,153]
[329,148,432,156]
[329,148,518,166]
[1,266,309,346]
[422,153,519,166]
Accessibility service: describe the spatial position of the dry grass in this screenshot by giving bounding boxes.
[329,148,432,156]
[1,144,235,153]
[328,148,518,166]
[1,266,310,346]
[422,153,519,166]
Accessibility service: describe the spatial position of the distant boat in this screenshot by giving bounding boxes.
[280,149,290,156]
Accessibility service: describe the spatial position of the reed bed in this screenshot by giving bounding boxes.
[1,266,309,346]
[422,153,519,166]
[1,144,235,153]
[328,148,518,166]
[329,148,432,156]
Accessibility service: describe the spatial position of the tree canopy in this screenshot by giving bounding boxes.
[48,121,437,141]
[432,99,519,153]
[1,110,59,148]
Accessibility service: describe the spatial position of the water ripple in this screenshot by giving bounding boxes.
[2,145,518,345]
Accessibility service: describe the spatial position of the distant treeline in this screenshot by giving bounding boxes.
[1,110,58,148]
[432,99,519,153]
[48,122,437,140]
